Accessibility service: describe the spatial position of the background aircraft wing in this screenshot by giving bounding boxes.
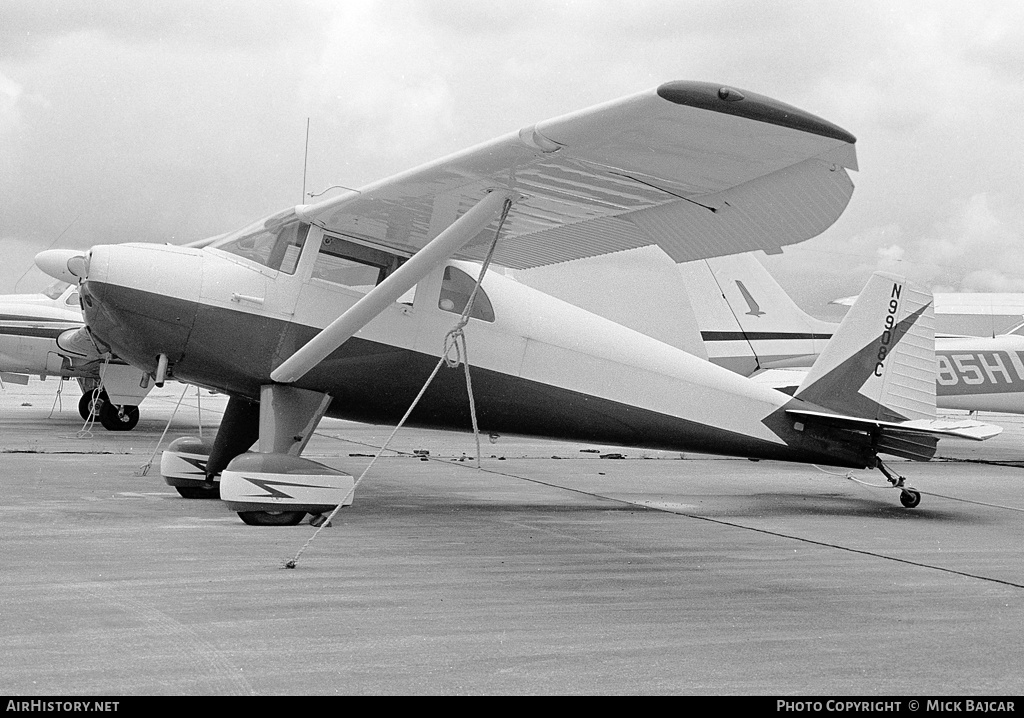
[295,81,858,270]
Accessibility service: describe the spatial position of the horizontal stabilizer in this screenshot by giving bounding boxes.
[785,408,1002,441]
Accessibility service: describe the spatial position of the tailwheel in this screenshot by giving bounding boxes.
[878,460,922,508]
[238,510,307,526]
[900,490,922,509]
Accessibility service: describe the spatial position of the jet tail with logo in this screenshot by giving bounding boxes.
[677,253,834,375]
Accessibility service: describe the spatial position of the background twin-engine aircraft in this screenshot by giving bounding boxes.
[34,80,1000,525]
[682,252,1024,416]
[0,280,152,430]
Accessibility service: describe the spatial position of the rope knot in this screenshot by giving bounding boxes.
[443,325,467,368]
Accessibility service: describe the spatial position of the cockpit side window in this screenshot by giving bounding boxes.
[438,266,495,322]
[65,292,80,308]
[43,280,71,300]
[312,235,403,293]
[214,221,309,274]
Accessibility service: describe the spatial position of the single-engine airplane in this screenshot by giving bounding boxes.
[0,279,152,430]
[680,251,1024,414]
[36,81,999,524]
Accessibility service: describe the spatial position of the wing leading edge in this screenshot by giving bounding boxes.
[294,81,858,270]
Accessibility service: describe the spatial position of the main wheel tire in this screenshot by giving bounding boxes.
[175,485,220,499]
[99,402,140,431]
[238,510,307,526]
[900,490,922,508]
[79,391,104,420]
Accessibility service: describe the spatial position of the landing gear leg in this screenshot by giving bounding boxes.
[877,460,921,508]
[220,386,353,525]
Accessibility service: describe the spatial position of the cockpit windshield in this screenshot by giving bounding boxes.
[211,219,309,274]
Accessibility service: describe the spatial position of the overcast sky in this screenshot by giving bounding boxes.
[2,0,1023,316]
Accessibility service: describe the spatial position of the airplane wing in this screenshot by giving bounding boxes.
[293,81,858,270]
[269,81,857,383]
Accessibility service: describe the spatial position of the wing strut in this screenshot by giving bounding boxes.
[271,189,517,384]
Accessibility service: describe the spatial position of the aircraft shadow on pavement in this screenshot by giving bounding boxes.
[721,491,990,524]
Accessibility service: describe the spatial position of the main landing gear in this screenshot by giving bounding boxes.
[159,389,354,525]
[78,390,140,432]
[160,437,220,499]
[877,460,922,508]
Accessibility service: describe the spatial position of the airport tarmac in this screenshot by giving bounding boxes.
[1,380,1022,696]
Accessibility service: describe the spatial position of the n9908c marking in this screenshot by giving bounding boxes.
[874,283,901,377]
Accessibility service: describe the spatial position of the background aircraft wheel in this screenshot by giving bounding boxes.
[99,402,140,431]
[175,485,220,499]
[238,510,307,526]
[900,490,921,508]
[79,391,105,420]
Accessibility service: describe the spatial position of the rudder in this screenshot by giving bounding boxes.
[794,272,935,422]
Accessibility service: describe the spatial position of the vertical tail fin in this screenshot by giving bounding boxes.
[795,272,935,422]
[677,252,835,375]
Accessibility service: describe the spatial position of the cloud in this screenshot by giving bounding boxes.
[4,1,1024,309]
[0,70,23,148]
[0,0,325,58]
[916,193,1024,292]
[0,236,55,293]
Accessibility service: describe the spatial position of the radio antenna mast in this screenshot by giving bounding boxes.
[301,117,310,205]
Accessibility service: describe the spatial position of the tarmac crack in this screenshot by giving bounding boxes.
[469,462,1024,591]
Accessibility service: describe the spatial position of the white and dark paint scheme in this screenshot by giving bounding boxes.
[36,81,998,524]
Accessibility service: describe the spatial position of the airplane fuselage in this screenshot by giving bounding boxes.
[0,286,84,378]
[78,235,882,469]
[936,336,1024,413]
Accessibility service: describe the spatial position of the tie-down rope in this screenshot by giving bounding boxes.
[75,354,112,439]
[286,195,513,569]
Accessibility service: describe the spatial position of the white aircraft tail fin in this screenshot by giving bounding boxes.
[794,272,935,422]
[677,253,834,375]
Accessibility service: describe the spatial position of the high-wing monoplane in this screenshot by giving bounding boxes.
[35,81,998,524]
[681,251,1024,414]
[0,279,152,430]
